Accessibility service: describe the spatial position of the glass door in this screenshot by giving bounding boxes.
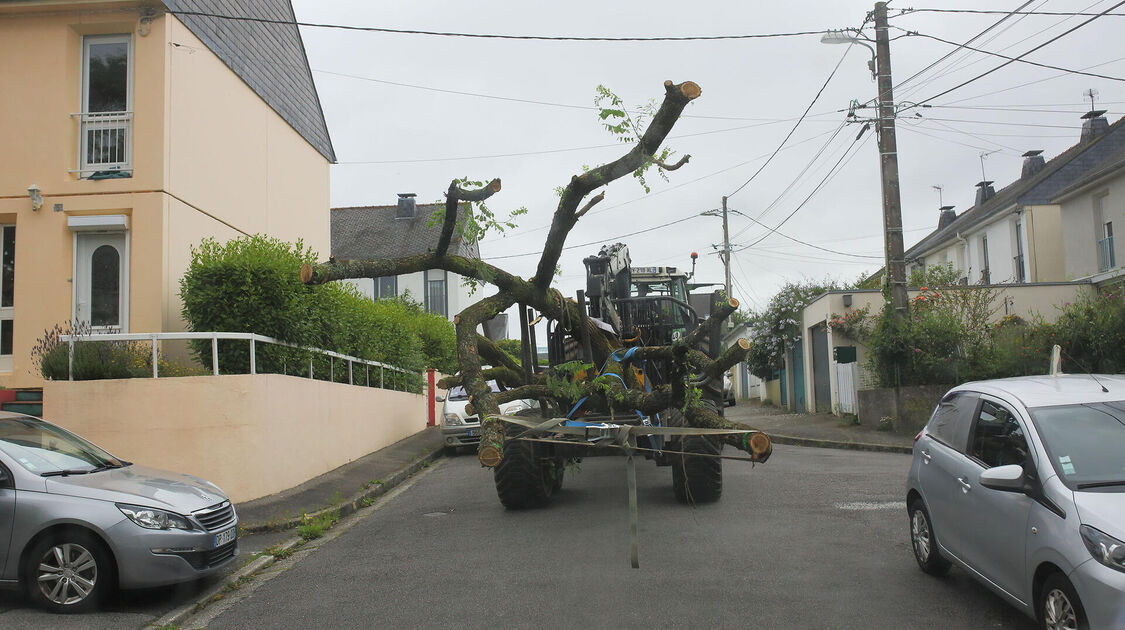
[0,226,14,372]
[74,233,128,331]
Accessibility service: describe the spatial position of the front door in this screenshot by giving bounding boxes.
[74,233,128,331]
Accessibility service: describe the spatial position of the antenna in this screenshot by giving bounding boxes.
[1084,88,1100,112]
[1055,345,1111,393]
[931,185,944,207]
[979,150,999,181]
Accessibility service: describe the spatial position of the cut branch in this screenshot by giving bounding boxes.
[683,296,738,348]
[435,178,502,256]
[653,154,691,171]
[574,191,605,220]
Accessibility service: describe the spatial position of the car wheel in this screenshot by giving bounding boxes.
[1040,573,1088,630]
[25,531,113,613]
[909,500,951,576]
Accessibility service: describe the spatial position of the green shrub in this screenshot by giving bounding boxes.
[32,322,206,381]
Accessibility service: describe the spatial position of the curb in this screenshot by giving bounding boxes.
[768,433,913,454]
[148,447,443,630]
[241,447,443,534]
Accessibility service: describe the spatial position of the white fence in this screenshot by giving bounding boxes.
[58,331,417,389]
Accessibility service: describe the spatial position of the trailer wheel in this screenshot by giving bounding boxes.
[494,436,555,509]
[665,403,723,504]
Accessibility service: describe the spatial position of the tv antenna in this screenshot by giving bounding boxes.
[931,185,944,207]
[979,150,999,181]
[1084,88,1100,112]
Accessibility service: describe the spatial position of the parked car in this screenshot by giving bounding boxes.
[723,373,736,407]
[0,412,238,612]
[439,380,536,455]
[906,375,1125,630]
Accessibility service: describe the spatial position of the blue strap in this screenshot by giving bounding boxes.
[565,397,589,418]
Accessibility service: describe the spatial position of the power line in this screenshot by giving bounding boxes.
[905,1,1125,109]
[938,55,1125,106]
[726,43,855,198]
[896,28,1125,82]
[165,9,834,42]
[896,8,1125,18]
[484,215,699,261]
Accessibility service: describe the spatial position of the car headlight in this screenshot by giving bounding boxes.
[117,504,196,531]
[499,403,526,415]
[443,413,463,426]
[1080,525,1125,573]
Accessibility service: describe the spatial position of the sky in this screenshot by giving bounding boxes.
[290,0,1125,330]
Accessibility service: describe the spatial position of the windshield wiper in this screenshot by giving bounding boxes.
[1076,480,1125,489]
[40,469,93,477]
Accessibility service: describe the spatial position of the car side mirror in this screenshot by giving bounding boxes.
[979,464,1025,492]
[435,395,445,403]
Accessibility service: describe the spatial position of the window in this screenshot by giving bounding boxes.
[969,400,1030,468]
[0,225,14,370]
[376,276,397,299]
[77,35,132,176]
[90,245,120,327]
[980,235,991,284]
[1013,221,1026,282]
[926,391,978,451]
[425,269,447,318]
[1099,221,1116,272]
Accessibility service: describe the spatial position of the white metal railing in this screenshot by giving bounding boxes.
[70,111,132,176]
[1098,236,1116,273]
[57,331,418,390]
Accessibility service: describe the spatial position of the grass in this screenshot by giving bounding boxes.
[266,544,296,560]
[297,509,338,541]
[359,496,375,508]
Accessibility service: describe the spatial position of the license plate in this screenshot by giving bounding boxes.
[214,527,237,548]
[466,429,477,437]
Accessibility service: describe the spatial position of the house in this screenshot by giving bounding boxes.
[905,111,1125,285]
[1054,145,1125,289]
[0,0,334,386]
[330,194,479,320]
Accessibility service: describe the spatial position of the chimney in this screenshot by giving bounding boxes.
[975,181,995,206]
[1021,150,1045,178]
[1081,110,1109,143]
[938,205,956,230]
[395,193,416,219]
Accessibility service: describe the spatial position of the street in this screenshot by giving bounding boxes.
[186,444,1032,629]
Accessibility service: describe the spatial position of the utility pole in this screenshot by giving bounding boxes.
[873,1,909,316]
[721,195,731,298]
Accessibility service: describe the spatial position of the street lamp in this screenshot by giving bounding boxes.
[820,29,876,80]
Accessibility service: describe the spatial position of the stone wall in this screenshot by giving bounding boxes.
[857,384,949,435]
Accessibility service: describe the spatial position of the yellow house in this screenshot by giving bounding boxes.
[0,0,334,388]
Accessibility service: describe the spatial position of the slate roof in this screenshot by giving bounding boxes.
[162,0,336,162]
[905,115,1125,259]
[331,203,481,261]
[1051,144,1125,202]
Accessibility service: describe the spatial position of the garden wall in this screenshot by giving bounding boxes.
[857,384,949,436]
[44,374,425,503]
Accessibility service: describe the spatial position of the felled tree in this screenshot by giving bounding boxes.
[301,80,771,469]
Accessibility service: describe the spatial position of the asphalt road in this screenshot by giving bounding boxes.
[191,445,1035,630]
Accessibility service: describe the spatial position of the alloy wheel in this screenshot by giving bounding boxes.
[1043,588,1078,630]
[37,543,98,606]
[911,509,931,562]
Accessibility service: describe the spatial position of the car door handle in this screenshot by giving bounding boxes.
[920,449,932,463]
[957,477,972,493]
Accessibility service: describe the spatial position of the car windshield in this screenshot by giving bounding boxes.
[1028,402,1125,489]
[447,380,503,401]
[0,415,124,475]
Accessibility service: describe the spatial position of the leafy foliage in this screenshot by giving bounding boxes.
[427,178,526,295]
[745,279,841,379]
[33,321,205,381]
[594,85,678,193]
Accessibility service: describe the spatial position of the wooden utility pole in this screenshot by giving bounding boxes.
[873,1,909,315]
[721,195,731,298]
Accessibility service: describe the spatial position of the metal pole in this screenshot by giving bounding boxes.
[211,333,219,376]
[68,337,74,381]
[249,338,256,375]
[151,335,159,378]
[874,1,909,316]
[309,357,314,379]
[330,357,334,382]
[721,195,731,298]
[348,360,353,385]
[380,365,384,388]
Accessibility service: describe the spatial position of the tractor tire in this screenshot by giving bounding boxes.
[494,435,555,509]
[665,406,723,504]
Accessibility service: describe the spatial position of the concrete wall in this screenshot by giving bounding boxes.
[763,378,781,406]
[856,384,948,436]
[1059,175,1125,280]
[1026,205,1065,282]
[44,374,426,503]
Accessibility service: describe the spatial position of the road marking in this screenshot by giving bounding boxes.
[835,501,907,511]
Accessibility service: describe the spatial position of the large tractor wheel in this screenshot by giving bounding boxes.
[494,430,559,509]
[665,407,723,504]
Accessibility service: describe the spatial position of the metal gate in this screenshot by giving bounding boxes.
[837,362,858,415]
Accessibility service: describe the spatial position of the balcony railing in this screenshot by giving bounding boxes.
[70,111,132,177]
[1098,236,1116,273]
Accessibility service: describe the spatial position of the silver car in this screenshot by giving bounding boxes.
[0,412,238,612]
[907,375,1125,630]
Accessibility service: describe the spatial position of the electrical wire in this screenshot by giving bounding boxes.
[938,55,1125,106]
[484,215,699,261]
[726,42,856,199]
[164,9,834,42]
[895,28,1125,82]
[896,8,1125,18]
[905,0,1125,110]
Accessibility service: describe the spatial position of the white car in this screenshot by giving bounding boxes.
[439,380,536,455]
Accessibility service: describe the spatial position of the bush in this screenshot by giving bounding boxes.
[179,235,457,390]
[32,322,206,381]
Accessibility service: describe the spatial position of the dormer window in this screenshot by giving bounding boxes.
[73,34,132,178]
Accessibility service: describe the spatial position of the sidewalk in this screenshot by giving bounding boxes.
[236,426,444,531]
[728,401,915,453]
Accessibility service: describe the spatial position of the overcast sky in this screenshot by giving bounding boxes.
[291,0,1124,328]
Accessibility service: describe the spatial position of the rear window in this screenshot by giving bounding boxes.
[926,391,978,451]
